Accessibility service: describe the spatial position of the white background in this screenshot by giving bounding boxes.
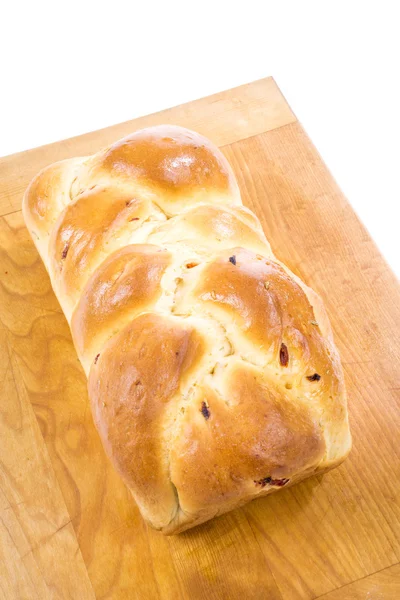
[1,1,399,275]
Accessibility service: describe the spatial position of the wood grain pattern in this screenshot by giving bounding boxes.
[316,564,400,599]
[1,78,399,599]
[0,220,94,599]
[224,127,400,598]
[0,77,295,217]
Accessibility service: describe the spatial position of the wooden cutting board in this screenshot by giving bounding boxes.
[1,77,399,600]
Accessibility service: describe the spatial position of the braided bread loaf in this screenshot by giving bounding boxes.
[23,125,351,534]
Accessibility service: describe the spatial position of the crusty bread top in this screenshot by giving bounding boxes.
[23,125,351,534]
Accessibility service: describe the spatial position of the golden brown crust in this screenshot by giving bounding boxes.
[23,124,351,535]
[74,126,241,216]
[88,313,207,529]
[170,363,325,517]
[23,159,79,239]
[49,188,156,316]
[178,248,344,401]
[148,204,271,256]
[71,245,171,372]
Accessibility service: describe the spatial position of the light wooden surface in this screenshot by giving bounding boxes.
[0,77,295,218]
[317,564,400,599]
[0,77,399,600]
